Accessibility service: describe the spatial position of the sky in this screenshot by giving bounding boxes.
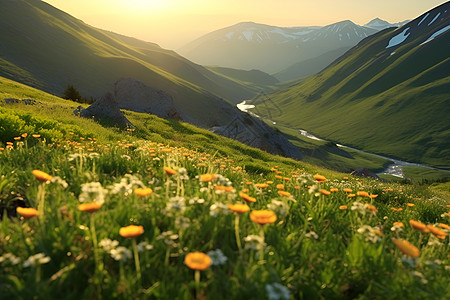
[43,0,448,50]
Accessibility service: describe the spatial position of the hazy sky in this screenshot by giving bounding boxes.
[43,0,447,49]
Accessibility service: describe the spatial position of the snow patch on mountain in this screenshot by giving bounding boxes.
[418,13,430,26]
[428,12,441,25]
[386,27,410,48]
[420,24,450,45]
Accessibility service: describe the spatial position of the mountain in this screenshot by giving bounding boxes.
[364,18,410,31]
[0,0,301,159]
[178,21,377,76]
[246,2,450,168]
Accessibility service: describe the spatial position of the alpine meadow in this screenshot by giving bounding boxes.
[0,0,449,299]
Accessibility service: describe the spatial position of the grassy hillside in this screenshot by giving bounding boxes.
[0,0,264,127]
[1,77,449,300]
[249,5,450,169]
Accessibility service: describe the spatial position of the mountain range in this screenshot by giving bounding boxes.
[247,2,450,168]
[178,19,407,80]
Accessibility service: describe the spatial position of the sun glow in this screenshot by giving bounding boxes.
[117,0,173,13]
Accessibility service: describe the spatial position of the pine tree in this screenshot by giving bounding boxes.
[63,85,83,102]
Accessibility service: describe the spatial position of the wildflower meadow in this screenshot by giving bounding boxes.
[0,133,449,299]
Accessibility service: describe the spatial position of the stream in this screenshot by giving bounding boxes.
[237,101,449,178]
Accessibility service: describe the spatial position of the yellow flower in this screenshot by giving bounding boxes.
[119,225,144,238]
[227,203,250,214]
[16,207,39,219]
[392,239,420,258]
[215,186,234,192]
[78,202,102,213]
[32,170,52,183]
[250,210,277,225]
[255,183,269,189]
[313,174,326,182]
[276,184,284,190]
[134,188,153,197]
[184,252,211,270]
[200,174,217,182]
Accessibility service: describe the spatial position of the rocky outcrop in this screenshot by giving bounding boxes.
[114,78,187,121]
[211,112,303,160]
[3,98,37,105]
[73,92,132,127]
[351,168,382,180]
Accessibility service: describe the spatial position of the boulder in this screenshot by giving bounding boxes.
[211,112,303,160]
[350,168,381,180]
[114,78,186,121]
[4,98,20,104]
[73,92,132,127]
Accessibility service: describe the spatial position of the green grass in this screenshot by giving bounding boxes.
[0,74,449,300]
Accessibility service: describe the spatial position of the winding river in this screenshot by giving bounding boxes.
[237,101,449,178]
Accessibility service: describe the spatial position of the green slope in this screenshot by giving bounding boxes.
[250,4,450,168]
[0,0,261,126]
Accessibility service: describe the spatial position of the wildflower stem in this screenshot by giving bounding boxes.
[194,270,200,299]
[164,245,170,266]
[234,214,242,254]
[132,238,141,284]
[37,183,45,217]
[259,225,265,261]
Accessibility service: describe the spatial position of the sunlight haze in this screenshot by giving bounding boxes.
[43,0,449,49]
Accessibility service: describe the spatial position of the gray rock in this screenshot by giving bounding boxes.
[114,78,186,121]
[21,99,37,105]
[350,168,382,180]
[73,92,132,127]
[211,112,303,160]
[4,98,20,104]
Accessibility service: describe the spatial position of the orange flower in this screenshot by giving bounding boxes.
[357,191,370,198]
[215,186,234,192]
[391,207,403,212]
[406,203,415,207]
[32,170,52,183]
[255,183,269,189]
[276,184,284,190]
[227,203,250,214]
[393,222,404,227]
[21,133,28,138]
[339,205,348,210]
[409,220,429,233]
[427,225,448,239]
[392,239,420,258]
[134,188,153,197]
[200,174,218,182]
[313,174,326,183]
[367,204,378,213]
[320,189,331,195]
[343,177,349,180]
[16,207,39,219]
[78,202,102,213]
[277,191,291,197]
[266,181,274,184]
[330,188,339,192]
[239,192,256,203]
[184,252,211,270]
[164,167,177,176]
[369,194,378,199]
[250,210,277,225]
[119,225,144,238]
[348,194,356,198]
[438,223,450,230]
